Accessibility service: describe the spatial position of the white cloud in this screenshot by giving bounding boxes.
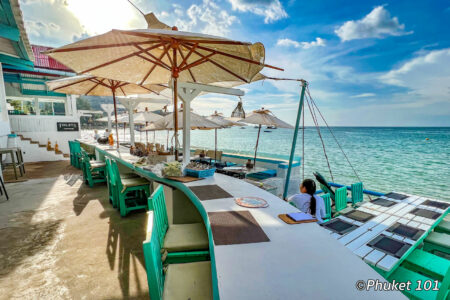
[228,0,287,23]
[335,6,412,41]
[351,93,376,98]
[277,37,326,49]
[380,48,450,99]
[159,0,238,37]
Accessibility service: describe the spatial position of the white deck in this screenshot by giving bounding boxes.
[84,141,405,299]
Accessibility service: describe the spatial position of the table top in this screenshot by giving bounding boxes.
[323,193,448,273]
[81,140,405,300]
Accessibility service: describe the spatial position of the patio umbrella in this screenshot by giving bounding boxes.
[207,111,240,160]
[46,75,166,148]
[133,109,163,142]
[144,109,222,152]
[44,16,282,159]
[241,108,293,166]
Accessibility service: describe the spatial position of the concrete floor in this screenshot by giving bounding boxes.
[0,162,149,299]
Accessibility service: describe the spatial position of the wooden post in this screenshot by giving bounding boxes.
[112,88,120,148]
[253,124,261,167]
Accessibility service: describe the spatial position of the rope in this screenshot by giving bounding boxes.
[306,86,372,200]
[305,93,334,182]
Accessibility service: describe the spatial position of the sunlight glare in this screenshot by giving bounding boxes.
[66,0,139,34]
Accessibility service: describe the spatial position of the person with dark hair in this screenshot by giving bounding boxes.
[288,179,326,223]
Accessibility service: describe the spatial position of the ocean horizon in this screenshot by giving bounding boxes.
[83,126,450,201]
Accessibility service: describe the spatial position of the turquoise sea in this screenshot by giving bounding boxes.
[187,127,450,201]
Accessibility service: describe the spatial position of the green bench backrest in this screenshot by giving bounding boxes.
[105,158,115,186]
[351,182,363,205]
[320,183,335,201]
[150,185,169,247]
[335,187,348,212]
[143,213,165,300]
[322,193,332,219]
[110,159,124,192]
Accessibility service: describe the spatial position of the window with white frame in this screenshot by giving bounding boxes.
[38,98,66,116]
[6,97,36,115]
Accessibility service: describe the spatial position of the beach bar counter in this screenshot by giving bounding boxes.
[80,140,405,300]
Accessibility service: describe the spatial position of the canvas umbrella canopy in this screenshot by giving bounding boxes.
[46,75,166,148]
[144,109,222,153]
[144,110,222,131]
[44,18,282,159]
[207,111,240,160]
[241,108,293,166]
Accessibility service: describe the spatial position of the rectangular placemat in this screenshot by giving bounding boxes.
[167,176,204,183]
[208,211,270,245]
[189,184,233,200]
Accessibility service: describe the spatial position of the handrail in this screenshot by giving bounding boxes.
[316,182,385,197]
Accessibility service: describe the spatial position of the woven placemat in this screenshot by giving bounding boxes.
[189,184,233,201]
[278,214,317,225]
[208,211,270,245]
[167,176,204,183]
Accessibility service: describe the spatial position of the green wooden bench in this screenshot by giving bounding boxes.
[143,211,212,300]
[111,159,150,217]
[435,220,450,235]
[424,231,450,256]
[149,185,209,263]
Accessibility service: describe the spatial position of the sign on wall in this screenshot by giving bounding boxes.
[57,122,79,132]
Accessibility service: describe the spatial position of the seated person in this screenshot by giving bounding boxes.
[288,179,326,223]
[94,129,100,140]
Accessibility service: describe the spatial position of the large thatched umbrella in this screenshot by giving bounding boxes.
[46,75,165,148]
[44,15,282,158]
[241,108,293,166]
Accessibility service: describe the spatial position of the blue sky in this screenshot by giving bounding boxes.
[19,0,450,126]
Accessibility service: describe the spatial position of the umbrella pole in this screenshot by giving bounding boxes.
[215,128,217,161]
[124,123,126,141]
[254,124,261,167]
[112,89,119,148]
[146,122,148,144]
[173,76,179,160]
[154,131,156,143]
[166,130,169,151]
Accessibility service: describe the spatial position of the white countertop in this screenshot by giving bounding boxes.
[186,174,405,300]
[82,140,406,299]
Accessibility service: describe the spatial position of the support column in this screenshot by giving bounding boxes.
[0,63,11,146]
[178,87,200,168]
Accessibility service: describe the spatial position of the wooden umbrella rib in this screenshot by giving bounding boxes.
[119,86,127,96]
[139,85,160,95]
[136,53,171,71]
[180,52,215,72]
[85,79,104,95]
[178,43,197,69]
[90,78,113,89]
[177,45,196,82]
[134,44,171,70]
[47,41,160,53]
[187,43,284,71]
[51,76,94,91]
[183,44,248,83]
[80,43,164,74]
[139,44,171,85]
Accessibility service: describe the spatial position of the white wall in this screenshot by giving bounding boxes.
[9,115,80,154]
[0,63,11,149]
